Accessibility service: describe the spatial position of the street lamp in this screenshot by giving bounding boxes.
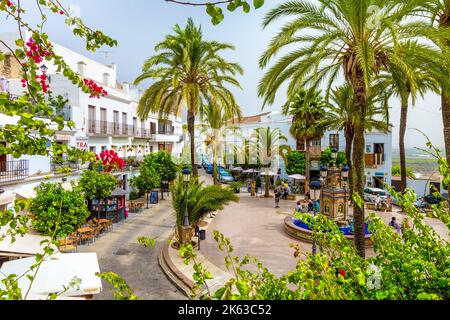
[331,147,338,159]
[309,180,321,255]
[182,168,191,227]
[40,64,48,74]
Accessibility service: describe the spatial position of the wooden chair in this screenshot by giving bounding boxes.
[58,238,78,253]
[79,230,94,246]
[68,232,81,246]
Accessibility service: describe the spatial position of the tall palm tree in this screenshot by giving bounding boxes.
[282,89,330,195]
[134,18,243,178]
[258,0,424,258]
[415,1,450,203]
[376,41,441,192]
[199,103,242,185]
[328,83,391,196]
[251,127,289,198]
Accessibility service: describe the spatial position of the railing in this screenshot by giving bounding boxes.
[365,153,385,167]
[51,156,80,172]
[133,127,155,139]
[0,160,29,184]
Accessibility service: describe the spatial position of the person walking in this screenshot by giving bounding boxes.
[389,217,402,235]
[274,186,282,208]
[374,194,382,211]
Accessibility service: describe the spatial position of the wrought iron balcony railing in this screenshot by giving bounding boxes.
[0,160,29,184]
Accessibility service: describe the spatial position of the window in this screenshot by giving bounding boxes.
[365,144,373,153]
[89,146,96,154]
[312,139,321,146]
[101,146,107,152]
[329,134,339,149]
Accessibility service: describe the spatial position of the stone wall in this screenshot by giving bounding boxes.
[0,54,21,79]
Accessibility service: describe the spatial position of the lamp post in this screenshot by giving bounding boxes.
[309,181,321,255]
[182,168,191,227]
[40,64,48,74]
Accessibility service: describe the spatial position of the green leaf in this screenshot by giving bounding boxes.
[253,0,264,9]
[242,2,251,13]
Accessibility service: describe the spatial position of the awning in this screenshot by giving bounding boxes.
[288,174,306,181]
[0,227,56,257]
[375,172,385,177]
[111,188,127,197]
[15,189,37,200]
[0,192,15,206]
[0,253,102,298]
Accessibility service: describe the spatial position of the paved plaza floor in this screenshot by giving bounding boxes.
[78,197,186,300]
[198,183,450,277]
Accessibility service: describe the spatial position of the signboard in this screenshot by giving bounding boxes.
[56,134,71,141]
[76,138,89,151]
[150,191,159,204]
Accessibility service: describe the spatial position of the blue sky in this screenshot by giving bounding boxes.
[0,0,445,149]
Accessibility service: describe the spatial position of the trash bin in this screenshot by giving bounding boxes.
[199,230,206,241]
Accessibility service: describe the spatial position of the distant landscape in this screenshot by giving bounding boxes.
[392,148,440,176]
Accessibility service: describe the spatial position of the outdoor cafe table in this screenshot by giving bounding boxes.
[78,227,93,234]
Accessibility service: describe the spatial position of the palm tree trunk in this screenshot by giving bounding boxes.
[305,139,311,195]
[399,93,409,193]
[187,109,198,178]
[442,90,450,206]
[351,69,368,259]
[265,168,270,197]
[344,128,354,196]
[213,162,218,185]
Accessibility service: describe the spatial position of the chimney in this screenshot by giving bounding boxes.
[77,61,86,77]
[103,73,110,87]
[123,82,130,95]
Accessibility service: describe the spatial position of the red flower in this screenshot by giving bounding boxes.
[338,269,346,277]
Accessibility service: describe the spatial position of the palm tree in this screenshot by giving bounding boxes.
[327,83,391,195]
[134,18,243,178]
[376,41,441,192]
[415,1,450,202]
[199,103,242,185]
[258,0,423,258]
[282,89,330,195]
[170,175,239,244]
[251,127,289,198]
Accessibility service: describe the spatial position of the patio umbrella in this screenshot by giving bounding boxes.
[243,169,260,174]
[242,169,260,196]
[288,174,306,180]
[260,171,279,176]
[231,166,243,172]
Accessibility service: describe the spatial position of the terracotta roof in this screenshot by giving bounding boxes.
[231,112,272,125]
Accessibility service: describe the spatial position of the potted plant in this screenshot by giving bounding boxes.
[229,181,244,194]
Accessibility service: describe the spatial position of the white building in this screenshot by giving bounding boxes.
[206,111,393,189]
[0,32,185,210]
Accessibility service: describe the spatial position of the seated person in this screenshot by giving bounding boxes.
[295,200,302,212]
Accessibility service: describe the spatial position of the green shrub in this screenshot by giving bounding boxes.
[285,151,306,175]
[129,191,140,201]
[29,182,90,239]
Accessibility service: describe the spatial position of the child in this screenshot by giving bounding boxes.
[274,187,282,208]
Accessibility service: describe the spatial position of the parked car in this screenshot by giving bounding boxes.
[219,170,234,184]
[364,187,388,202]
[207,164,224,175]
[424,193,448,205]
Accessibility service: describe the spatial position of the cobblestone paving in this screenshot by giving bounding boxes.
[78,197,185,300]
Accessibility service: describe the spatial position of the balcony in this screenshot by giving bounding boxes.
[365,153,385,168]
[0,160,29,184]
[87,121,132,137]
[51,156,80,172]
[133,127,155,140]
